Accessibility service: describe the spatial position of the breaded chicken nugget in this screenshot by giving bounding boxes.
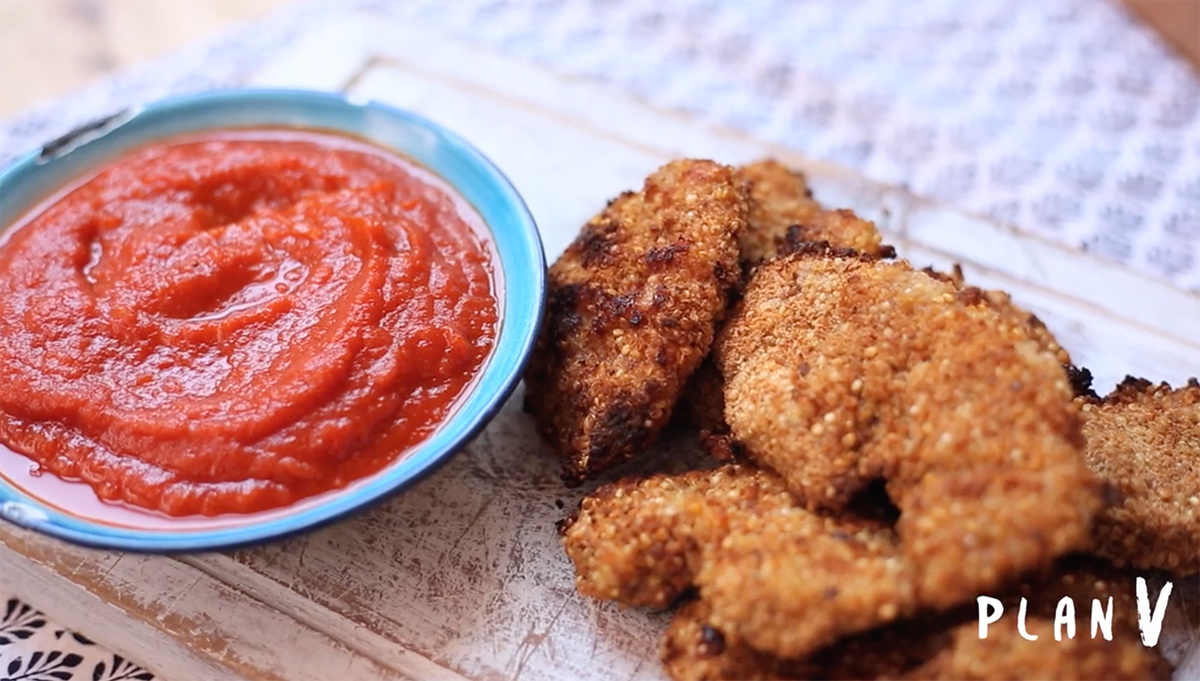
[661,558,1173,681]
[675,163,891,435]
[560,467,729,609]
[908,617,1171,681]
[717,253,1100,607]
[735,160,890,267]
[732,160,822,268]
[924,265,1071,365]
[976,287,1072,365]
[904,557,1181,681]
[563,465,915,659]
[661,599,815,681]
[663,611,1168,681]
[699,488,913,658]
[774,209,893,260]
[1078,377,1200,574]
[524,160,746,483]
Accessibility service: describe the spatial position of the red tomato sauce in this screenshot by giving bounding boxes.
[0,131,498,517]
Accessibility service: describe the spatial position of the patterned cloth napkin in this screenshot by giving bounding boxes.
[0,1,1196,679]
[3,0,1198,291]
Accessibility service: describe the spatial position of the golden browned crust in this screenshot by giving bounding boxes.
[661,599,814,681]
[663,612,1169,681]
[775,208,893,260]
[1079,376,1200,574]
[735,160,889,267]
[564,465,916,659]
[699,487,913,659]
[973,288,1071,366]
[675,163,891,436]
[733,160,821,268]
[662,597,953,681]
[523,160,746,484]
[717,253,1100,607]
[922,265,1071,365]
[561,466,725,609]
[660,558,1173,681]
[907,617,1172,681]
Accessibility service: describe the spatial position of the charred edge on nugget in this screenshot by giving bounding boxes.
[1113,375,1156,397]
[605,190,635,207]
[954,286,987,306]
[920,264,966,286]
[774,235,867,260]
[775,224,894,261]
[579,220,618,267]
[646,244,690,268]
[546,283,585,342]
[556,510,580,536]
[569,395,659,485]
[1025,311,1059,343]
[1066,364,1099,400]
[1100,375,1199,405]
[523,285,585,414]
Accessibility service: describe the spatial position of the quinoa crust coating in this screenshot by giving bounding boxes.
[523,160,745,484]
[663,607,1167,681]
[716,253,1101,607]
[661,599,815,681]
[908,557,1176,681]
[923,265,1071,365]
[907,618,1171,681]
[1079,376,1200,574]
[732,159,822,269]
[675,162,890,435]
[660,558,1172,681]
[563,465,914,659]
[734,160,889,268]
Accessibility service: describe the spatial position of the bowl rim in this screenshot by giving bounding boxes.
[0,88,546,552]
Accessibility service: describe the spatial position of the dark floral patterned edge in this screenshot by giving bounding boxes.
[0,597,152,681]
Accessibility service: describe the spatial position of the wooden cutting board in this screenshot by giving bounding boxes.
[2,17,1198,681]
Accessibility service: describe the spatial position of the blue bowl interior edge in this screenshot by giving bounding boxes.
[0,89,546,552]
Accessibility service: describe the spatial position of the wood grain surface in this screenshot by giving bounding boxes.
[2,15,1198,681]
[1123,0,1200,69]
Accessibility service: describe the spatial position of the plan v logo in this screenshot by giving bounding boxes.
[977,578,1173,645]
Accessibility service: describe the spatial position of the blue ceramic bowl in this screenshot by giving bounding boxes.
[0,89,545,551]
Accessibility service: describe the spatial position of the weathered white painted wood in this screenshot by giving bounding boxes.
[4,16,1198,681]
[189,387,677,681]
[0,528,412,681]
